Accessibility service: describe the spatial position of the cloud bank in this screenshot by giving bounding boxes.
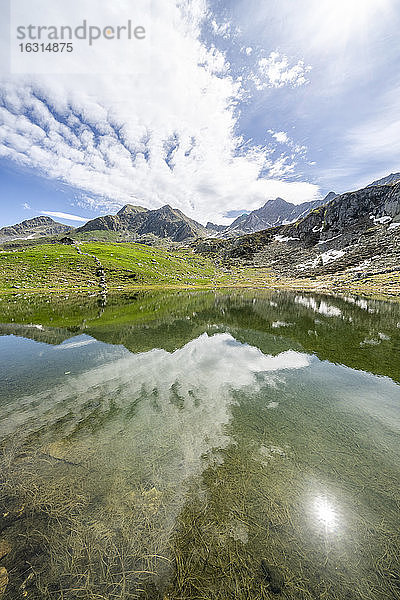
[0,0,320,223]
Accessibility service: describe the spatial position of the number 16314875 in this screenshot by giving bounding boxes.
[19,42,73,52]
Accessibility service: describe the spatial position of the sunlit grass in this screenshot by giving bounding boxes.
[1,241,400,299]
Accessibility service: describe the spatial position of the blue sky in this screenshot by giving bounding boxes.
[0,0,399,228]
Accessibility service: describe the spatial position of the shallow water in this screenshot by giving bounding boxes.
[0,290,399,599]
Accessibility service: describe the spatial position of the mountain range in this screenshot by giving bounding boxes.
[1,174,400,248]
[197,179,400,279]
[76,203,208,242]
[0,192,337,244]
[207,192,337,237]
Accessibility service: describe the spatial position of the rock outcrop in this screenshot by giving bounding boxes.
[206,222,228,233]
[196,181,400,279]
[368,173,400,187]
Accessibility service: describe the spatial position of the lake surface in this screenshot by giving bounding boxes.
[0,290,399,599]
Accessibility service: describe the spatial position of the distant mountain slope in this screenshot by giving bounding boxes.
[211,192,337,238]
[368,173,400,187]
[0,216,72,240]
[77,205,148,233]
[206,222,228,233]
[283,182,400,244]
[78,203,208,242]
[196,181,400,278]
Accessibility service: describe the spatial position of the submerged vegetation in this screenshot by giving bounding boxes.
[2,388,399,600]
[0,291,400,598]
[0,439,175,599]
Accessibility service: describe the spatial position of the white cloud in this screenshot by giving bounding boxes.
[252,52,312,90]
[263,130,309,179]
[270,131,289,144]
[211,19,232,39]
[265,155,295,178]
[42,211,88,222]
[0,1,319,223]
[267,129,307,157]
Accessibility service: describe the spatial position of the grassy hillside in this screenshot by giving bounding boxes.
[0,244,96,291]
[0,241,223,291]
[1,239,399,298]
[84,242,217,285]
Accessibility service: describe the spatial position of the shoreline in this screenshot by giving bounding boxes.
[1,277,399,302]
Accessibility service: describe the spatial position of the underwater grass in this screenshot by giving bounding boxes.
[0,438,175,599]
[1,292,400,599]
[1,374,399,599]
[166,377,400,600]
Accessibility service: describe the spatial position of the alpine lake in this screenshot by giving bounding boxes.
[0,290,399,600]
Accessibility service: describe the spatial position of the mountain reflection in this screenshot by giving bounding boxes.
[0,291,399,599]
[0,332,310,442]
[1,289,399,381]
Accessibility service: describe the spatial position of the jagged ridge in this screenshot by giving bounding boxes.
[196,181,400,278]
[77,204,208,242]
[207,192,337,238]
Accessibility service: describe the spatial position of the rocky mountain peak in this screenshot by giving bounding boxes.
[0,216,72,240]
[323,192,338,204]
[368,173,400,187]
[22,216,56,227]
[117,204,148,216]
[263,197,290,209]
[158,204,177,215]
[219,193,332,238]
[196,180,400,283]
[77,202,208,242]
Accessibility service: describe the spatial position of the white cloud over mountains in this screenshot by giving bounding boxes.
[42,211,88,222]
[0,0,319,223]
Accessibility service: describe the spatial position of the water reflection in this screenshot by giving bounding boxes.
[0,333,310,438]
[1,289,399,382]
[0,291,399,599]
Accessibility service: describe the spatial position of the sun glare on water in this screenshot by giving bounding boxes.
[313,495,338,532]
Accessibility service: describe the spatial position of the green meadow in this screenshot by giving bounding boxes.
[1,240,400,299]
[0,242,222,291]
